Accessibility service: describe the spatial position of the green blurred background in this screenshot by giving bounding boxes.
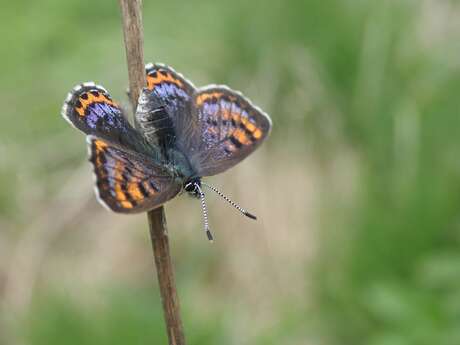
[1,0,460,344]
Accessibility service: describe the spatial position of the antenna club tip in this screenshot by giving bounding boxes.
[245,212,257,220]
[206,230,214,242]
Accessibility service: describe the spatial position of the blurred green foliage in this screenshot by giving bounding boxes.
[1,0,460,344]
[25,289,225,345]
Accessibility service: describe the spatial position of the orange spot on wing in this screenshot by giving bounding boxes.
[93,140,108,167]
[120,200,133,209]
[253,128,263,139]
[196,92,223,106]
[76,107,85,116]
[246,123,256,133]
[222,108,231,120]
[147,72,183,90]
[115,183,127,201]
[233,128,251,145]
[114,160,129,206]
[94,140,108,150]
[128,182,144,201]
[77,92,116,117]
[232,114,241,123]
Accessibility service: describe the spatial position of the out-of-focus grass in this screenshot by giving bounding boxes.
[1,1,460,345]
[311,2,460,345]
[25,288,225,345]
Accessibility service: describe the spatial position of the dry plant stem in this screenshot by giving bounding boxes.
[148,207,186,345]
[119,1,186,344]
[119,0,146,107]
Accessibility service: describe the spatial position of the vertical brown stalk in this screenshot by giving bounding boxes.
[119,1,186,344]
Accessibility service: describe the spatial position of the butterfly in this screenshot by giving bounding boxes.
[61,63,272,240]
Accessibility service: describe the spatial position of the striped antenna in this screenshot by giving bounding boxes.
[202,182,257,220]
[195,183,214,242]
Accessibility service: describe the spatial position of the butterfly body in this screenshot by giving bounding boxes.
[62,64,271,215]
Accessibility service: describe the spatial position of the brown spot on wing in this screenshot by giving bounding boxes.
[142,180,158,195]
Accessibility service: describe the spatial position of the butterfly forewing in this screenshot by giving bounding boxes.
[63,83,149,154]
[189,86,272,176]
[137,64,199,153]
[87,136,181,213]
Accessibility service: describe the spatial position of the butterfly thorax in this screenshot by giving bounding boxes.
[166,147,197,181]
[167,149,202,198]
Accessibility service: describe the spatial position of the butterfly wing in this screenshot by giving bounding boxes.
[63,82,150,154]
[87,136,181,213]
[138,64,271,176]
[188,86,272,176]
[137,63,200,154]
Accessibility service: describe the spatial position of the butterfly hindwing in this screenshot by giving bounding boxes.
[87,136,182,213]
[189,86,272,176]
[63,82,147,152]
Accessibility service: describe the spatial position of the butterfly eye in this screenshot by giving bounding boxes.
[184,182,194,192]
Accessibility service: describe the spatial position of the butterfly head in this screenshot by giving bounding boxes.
[184,177,202,199]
